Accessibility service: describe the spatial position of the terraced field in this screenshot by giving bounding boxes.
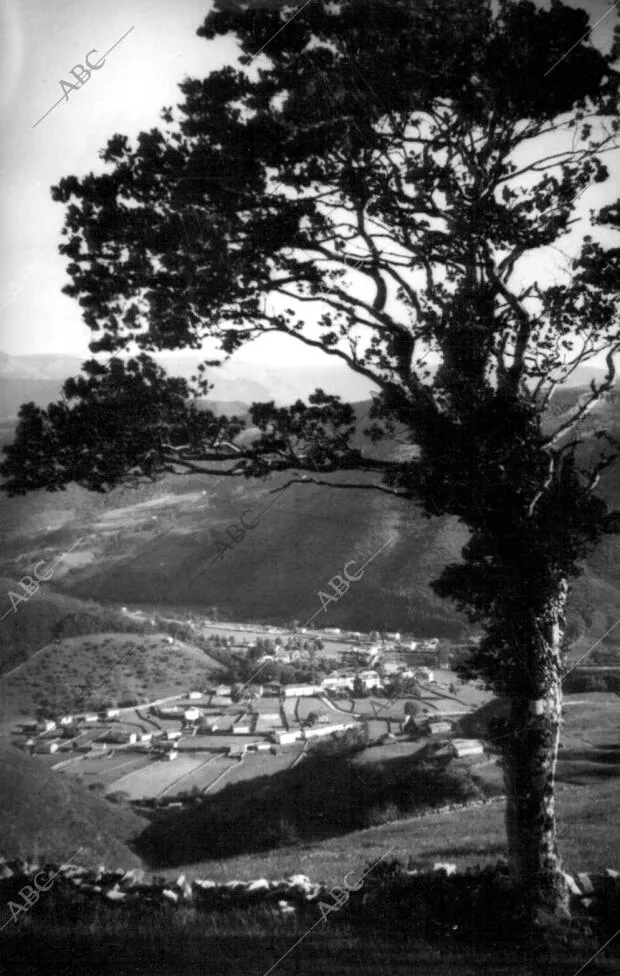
[104,754,211,800]
[67,754,153,789]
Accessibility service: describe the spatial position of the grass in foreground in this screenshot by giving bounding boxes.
[157,777,620,886]
[0,907,617,976]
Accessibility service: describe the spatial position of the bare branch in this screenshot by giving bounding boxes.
[543,347,620,447]
[271,475,415,498]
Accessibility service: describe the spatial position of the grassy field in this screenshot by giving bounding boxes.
[0,915,614,976]
[154,776,619,886]
[104,754,211,800]
[1,783,618,976]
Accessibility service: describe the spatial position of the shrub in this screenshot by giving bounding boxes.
[363,803,402,827]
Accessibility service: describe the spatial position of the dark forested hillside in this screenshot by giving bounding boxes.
[0,388,619,642]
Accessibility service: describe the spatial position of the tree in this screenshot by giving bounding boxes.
[3,0,620,921]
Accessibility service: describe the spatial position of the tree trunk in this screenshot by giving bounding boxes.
[501,582,570,923]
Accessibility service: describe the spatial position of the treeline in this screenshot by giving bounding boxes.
[0,583,152,677]
[52,610,156,640]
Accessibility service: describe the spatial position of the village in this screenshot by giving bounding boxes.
[8,622,492,809]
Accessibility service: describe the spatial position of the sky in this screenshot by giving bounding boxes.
[0,0,618,368]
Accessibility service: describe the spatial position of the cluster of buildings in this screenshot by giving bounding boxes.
[15,621,486,783]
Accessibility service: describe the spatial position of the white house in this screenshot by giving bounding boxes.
[283,685,322,698]
[427,720,453,736]
[106,708,121,719]
[37,719,57,733]
[414,668,434,683]
[324,627,342,635]
[34,741,59,754]
[100,731,138,745]
[166,749,179,761]
[271,730,300,745]
[233,724,252,735]
[163,730,182,741]
[83,714,98,724]
[360,670,380,682]
[184,708,201,723]
[451,738,484,758]
[154,706,184,719]
[58,716,74,726]
[188,691,202,700]
[322,676,354,692]
[303,722,357,740]
[139,732,153,744]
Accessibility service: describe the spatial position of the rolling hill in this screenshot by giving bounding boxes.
[0,386,618,644]
[0,739,146,867]
[0,630,225,725]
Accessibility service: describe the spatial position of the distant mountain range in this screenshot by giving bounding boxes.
[0,351,377,419]
[0,350,613,420]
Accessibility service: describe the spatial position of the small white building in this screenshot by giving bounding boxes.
[414,668,434,683]
[303,722,357,741]
[271,730,300,745]
[166,749,179,761]
[154,706,184,719]
[427,721,453,736]
[215,684,231,697]
[184,707,201,723]
[188,691,202,700]
[83,713,98,724]
[106,708,121,719]
[324,627,342,635]
[283,685,322,698]
[37,719,57,733]
[163,730,182,742]
[139,732,153,744]
[360,670,380,682]
[322,676,354,692]
[58,716,74,726]
[451,738,485,758]
[100,731,138,745]
[233,724,252,735]
[35,741,59,754]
